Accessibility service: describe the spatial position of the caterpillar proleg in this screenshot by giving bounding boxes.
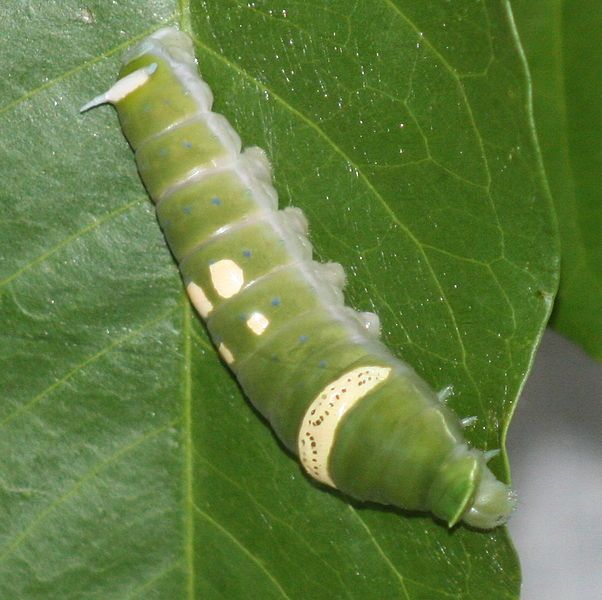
[82,26,515,529]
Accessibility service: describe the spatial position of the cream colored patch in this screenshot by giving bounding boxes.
[246,312,269,335]
[298,365,391,487]
[218,343,234,364]
[209,259,244,298]
[79,64,157,112]
[107,64,156,101]
[186,281,213,318]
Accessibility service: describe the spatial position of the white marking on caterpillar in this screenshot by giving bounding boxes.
[121,27,214,114]
[483,448,500,462]
[156,149,278,210]
[204,112,242,157]
[358,311,381,337]
[246,312,269,335]
[437,385,454,403]
[218,342,235,364]
[157,156,238,205]
[205,212,279,251]
[298,366,391,487]
[79,63,157,112]
[312,261,346,289]
[210,259,244,298]
[186,281,213,318]
[238,149,278,210]
[241,146,272,182]
[282,206,309,236]
[461,415,478,428]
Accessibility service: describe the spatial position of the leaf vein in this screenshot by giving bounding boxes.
[0,421,177,563]
[0,197,143,289]
[0,19,177,117]
[0,307,177,429]
[194,452,355,598]
[124,559,183,599]
[193,503,293,600]
[182,299,195,600]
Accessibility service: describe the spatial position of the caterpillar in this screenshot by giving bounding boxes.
[81,26,515,529]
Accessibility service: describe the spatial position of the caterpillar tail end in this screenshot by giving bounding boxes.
[79,92,111,113]
[79,63,158,113]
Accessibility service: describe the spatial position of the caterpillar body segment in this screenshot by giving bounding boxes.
[83,26,515,529]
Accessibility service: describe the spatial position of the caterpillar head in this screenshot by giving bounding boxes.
[428,446,516,529]
[461,465,517,529]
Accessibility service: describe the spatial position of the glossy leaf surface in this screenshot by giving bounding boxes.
[0,1,558,598]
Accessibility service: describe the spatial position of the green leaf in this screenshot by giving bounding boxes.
[0,1,557,598]
[512,0,602,359]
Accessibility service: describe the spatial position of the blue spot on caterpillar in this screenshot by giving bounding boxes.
[81,26,515,529]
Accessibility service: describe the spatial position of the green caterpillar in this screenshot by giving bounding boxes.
[82,26,515,529]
